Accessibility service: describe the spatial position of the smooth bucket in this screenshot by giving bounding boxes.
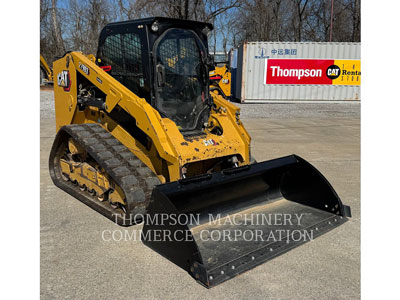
[142,155,351,287]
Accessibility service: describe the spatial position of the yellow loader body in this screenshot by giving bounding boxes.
[53,51,250,183]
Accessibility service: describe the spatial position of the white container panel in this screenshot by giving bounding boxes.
[234,41,361,102]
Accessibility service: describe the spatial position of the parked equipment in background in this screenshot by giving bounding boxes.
[40,55,53,85]
[48,17,351,288]
[209,63,231,100]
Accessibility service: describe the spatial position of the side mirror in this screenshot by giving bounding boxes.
[156,63,165,87]
[205,54,215,69]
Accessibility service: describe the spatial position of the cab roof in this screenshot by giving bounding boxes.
[104,17,213,32]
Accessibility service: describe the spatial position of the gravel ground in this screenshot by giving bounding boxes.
[40,90,55,119]
[41,90,360,119]
[236,102,360,119]
[41,90,360,299]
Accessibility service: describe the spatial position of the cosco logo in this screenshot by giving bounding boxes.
[79,62,90,75]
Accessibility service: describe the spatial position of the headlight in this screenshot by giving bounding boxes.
[202,26,211,36]
[151,22,159,32]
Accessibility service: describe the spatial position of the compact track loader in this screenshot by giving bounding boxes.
[49,17,351,288]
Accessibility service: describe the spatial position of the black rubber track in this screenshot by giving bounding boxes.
[49,123,160,226]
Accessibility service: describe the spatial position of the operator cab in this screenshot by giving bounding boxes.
[96,17,213,133]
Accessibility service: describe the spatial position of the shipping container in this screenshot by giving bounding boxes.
[230,42,361,102]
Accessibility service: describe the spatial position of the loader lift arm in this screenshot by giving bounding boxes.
[40,54,53,84]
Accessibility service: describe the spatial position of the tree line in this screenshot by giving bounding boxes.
[40,0,360,64]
